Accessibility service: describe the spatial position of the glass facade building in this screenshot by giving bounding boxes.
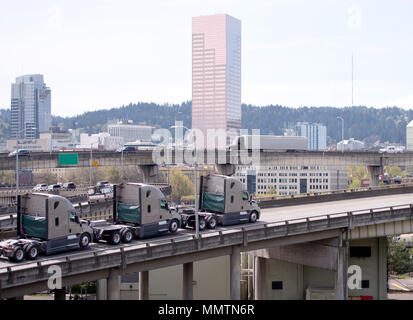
[10,74,51,139]
[192,14,241,147]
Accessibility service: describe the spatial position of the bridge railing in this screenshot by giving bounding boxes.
[255,183,413,202]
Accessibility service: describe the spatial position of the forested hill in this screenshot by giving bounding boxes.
[0,103,411,145]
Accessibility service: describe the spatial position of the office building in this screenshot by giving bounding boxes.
[10,74,51,139]
[234,165,348,195]
[108,121,153,144]
[79,132,123,151]
[294,122,327,151]
[192,14,241,146]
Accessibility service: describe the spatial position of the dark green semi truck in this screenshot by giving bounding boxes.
[179,174,261,230]
[0,193,94,262]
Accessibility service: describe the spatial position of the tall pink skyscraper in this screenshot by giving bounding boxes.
[192,14,241,146]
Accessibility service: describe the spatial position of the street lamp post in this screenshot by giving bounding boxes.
[15,127,37,202]
[170,124,199,239]
[337,116,344,151]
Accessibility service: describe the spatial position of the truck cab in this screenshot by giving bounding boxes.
[0,193,93,262]
[199,174,261,226]
[114,183,182,239]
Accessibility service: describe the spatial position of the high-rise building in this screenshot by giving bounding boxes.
[108,121,153,144]
[294,122,327,151]
[192,14,241,147]
[10,74,51,139]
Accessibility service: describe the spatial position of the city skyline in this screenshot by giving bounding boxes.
[0,1,412,117]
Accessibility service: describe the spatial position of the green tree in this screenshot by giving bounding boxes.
[103,167,121,184]
[266,185,277,196]
[385,166,406,178]
[0,170,15,184]
[169,168,194,203]
[387,237,413,274]
[348,166,368,188]
[33,170,58,185]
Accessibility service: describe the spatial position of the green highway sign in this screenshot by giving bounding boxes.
[58,153,79,166]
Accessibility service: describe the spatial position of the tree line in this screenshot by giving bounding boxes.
[0,102,412,145]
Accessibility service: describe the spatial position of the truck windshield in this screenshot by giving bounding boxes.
[242,192,249,201]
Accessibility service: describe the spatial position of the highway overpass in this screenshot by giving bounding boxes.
[2,149,413,185]
[1,192,413,300]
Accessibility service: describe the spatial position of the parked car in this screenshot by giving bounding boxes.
[62,182,76,190]
[33,184,47,191]
[117,146,135,153]
[47,184,61,191]
[8,149,30,157]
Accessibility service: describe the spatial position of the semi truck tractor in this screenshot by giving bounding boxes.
[112,182,182,239]
[179,174,261,229]
[0,193,94,262]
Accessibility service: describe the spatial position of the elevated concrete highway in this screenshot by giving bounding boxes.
[3,150,413,169]
[1,192,413,300]
[2,150,413,184]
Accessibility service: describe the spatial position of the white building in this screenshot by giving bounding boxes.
[406,120,413,151]
[337,138,364,151]
[108,122,153,144]
[234,165,348,196]
[294,122,327,151]
[79,132,123,151]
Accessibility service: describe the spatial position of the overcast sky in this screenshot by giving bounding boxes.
[0,0,412,117]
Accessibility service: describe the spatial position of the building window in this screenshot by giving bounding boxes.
[272,281,283,290]
[361,280,370,289]
[350,246,371,258]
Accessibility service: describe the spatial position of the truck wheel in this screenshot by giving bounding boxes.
[9,247,25,263]
[169,219,179,233]
[207,217,217,229]
[121,229,133,243]
[108,231,121,245]
[25,244,39,260]
[79,233,90,248]
[198,218,206,231]
[249,211,258,223]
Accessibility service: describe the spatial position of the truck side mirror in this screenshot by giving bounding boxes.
[74,216,80,224]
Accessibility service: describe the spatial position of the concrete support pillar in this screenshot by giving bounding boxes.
[230,246,241,300]
[183,262,194,300]
[138,165,159,183]
[367,165,383,187]
[335,235,346,300]
[54,288,66,300]
[107,268,120,300]
[378,237,388,300]
[96,279,107,300]
[139,271,149,300]
[254,256,265,300]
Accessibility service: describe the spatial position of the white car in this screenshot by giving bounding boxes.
[33,184,47,191]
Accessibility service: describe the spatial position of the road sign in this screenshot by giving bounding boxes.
[58,153,79,166]
[93,161,98,167]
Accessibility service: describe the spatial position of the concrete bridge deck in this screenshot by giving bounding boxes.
[1,192,413,299]
[2,150,413,171]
